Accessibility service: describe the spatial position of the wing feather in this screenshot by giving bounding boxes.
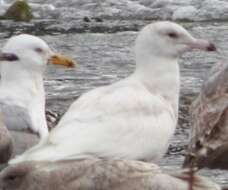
[0,101,33,132]
[45,80,176,161]
[12,79,177,162]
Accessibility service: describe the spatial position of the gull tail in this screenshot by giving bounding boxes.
[9,144,59,164]
[9,143,89,165]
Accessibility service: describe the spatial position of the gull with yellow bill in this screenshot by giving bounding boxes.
[0,34,75,144]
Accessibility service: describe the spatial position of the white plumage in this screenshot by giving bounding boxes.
[0,34,53,140]
[0,34,74,142]
[10,21,215,164]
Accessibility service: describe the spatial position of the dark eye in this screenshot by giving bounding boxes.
[35,48,43,53]
[167,32,178,38]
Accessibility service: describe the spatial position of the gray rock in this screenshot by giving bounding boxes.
[0,159,221,190]
[0,116,12,164]
[184,62,228,170]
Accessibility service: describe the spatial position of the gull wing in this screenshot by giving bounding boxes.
[0,101,33,132]
[13,79,176,163]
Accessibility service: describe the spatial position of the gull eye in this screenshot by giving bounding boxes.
[35,47,43,53]
[167,32,178,39]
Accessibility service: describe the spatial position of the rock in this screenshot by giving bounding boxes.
[0,0,33,22]
[93,17,103,22]
[183,62,228,170]
[0,159,221,190]
[0,116,12,164]
[83,16,91,22]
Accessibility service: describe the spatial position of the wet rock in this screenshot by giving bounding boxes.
[0,117,12,164]
[0,159,221,190]
[94,17,103,22]
[83,16,91,22]
[184,62,228,170]
[0,0,33,22]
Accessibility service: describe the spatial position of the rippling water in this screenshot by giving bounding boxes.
[0,2,228,186]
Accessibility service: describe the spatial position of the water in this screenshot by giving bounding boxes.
[0,1,228,187]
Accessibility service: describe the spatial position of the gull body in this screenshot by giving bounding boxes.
[10,21,215,164]
[0,34,74,142]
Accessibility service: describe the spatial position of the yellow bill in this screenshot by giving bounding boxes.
[49,54,76,68]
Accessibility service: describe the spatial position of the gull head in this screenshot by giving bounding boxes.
[0,34,75,73]
[135,21,216,60]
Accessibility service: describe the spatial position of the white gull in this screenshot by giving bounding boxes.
[0,34,74,142]
[10,21,216,164]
